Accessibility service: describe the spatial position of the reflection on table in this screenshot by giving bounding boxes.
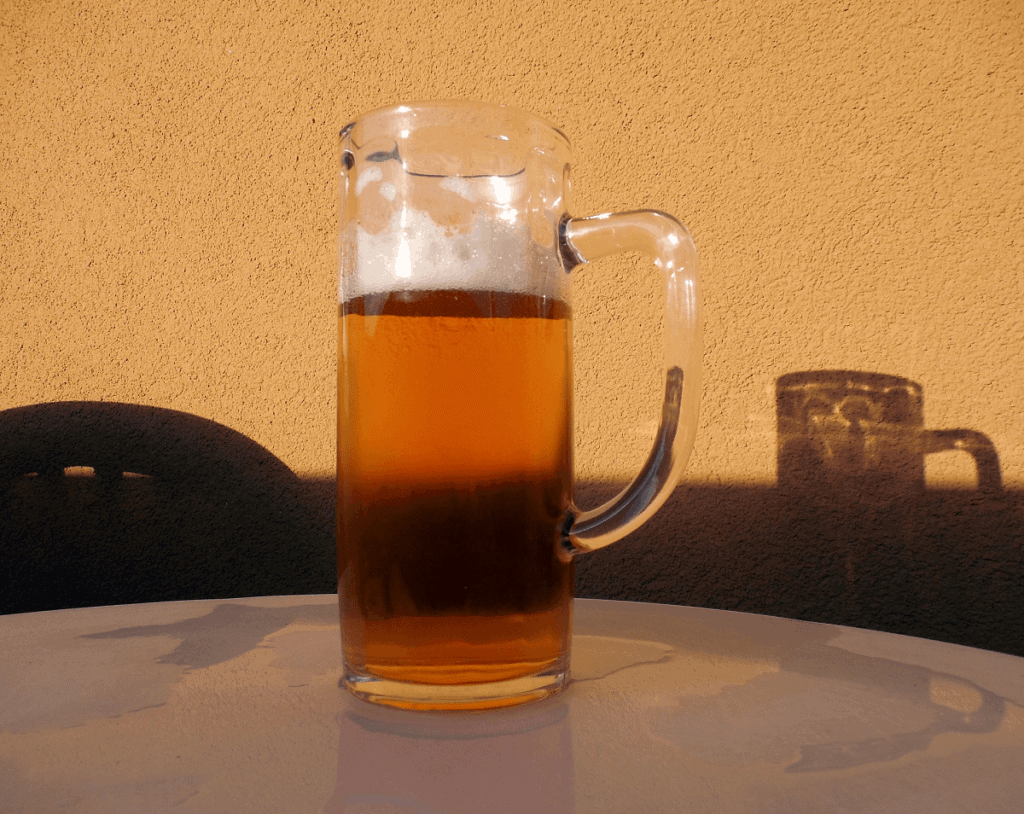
[2,596,1023,813]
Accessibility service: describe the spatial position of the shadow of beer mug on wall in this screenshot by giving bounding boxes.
[322,694,574,814]
[775,371,1002,625]
[777,371,1001,503]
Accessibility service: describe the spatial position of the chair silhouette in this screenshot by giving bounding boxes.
[0,402,334,614]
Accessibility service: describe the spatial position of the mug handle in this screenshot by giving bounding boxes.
[922,429,1002,492]
[560,211,702,553]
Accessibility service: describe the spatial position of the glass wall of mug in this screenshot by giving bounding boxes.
[338,102,701,710]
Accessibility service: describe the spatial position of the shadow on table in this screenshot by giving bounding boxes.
[0,402,335,614]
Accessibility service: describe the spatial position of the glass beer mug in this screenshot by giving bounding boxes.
[338,101,701,710]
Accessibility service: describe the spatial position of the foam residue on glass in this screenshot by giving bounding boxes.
[340,153,566,304]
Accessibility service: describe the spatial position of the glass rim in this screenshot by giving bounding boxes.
[339,100,571,149]
[777,370,922,395]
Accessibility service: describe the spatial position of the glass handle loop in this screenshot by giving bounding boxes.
[562,211,702,553]
[923,429,1003,493]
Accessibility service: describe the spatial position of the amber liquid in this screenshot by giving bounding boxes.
[338,290,574,687]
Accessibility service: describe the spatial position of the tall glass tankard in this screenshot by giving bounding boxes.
[338,102,701,710]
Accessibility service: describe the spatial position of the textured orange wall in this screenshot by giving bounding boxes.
[2,4,1022,490]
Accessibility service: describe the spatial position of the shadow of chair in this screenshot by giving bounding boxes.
[0,401,335,615]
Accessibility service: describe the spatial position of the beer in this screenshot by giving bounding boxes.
[337,290,574,689]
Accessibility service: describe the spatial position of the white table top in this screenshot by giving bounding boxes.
[2,595,1023,813]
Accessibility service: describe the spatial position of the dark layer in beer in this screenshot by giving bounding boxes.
[343,480,572,619]
[341,288,570,320]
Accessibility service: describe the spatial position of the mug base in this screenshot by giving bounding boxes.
[340,667,570,711]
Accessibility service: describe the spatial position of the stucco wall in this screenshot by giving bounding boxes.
[2,0,1022,648]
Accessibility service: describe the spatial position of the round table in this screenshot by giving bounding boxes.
[2,595,1023,812]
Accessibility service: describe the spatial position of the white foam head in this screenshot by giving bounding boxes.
[340,140,570,304]
[342,211,566,303]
